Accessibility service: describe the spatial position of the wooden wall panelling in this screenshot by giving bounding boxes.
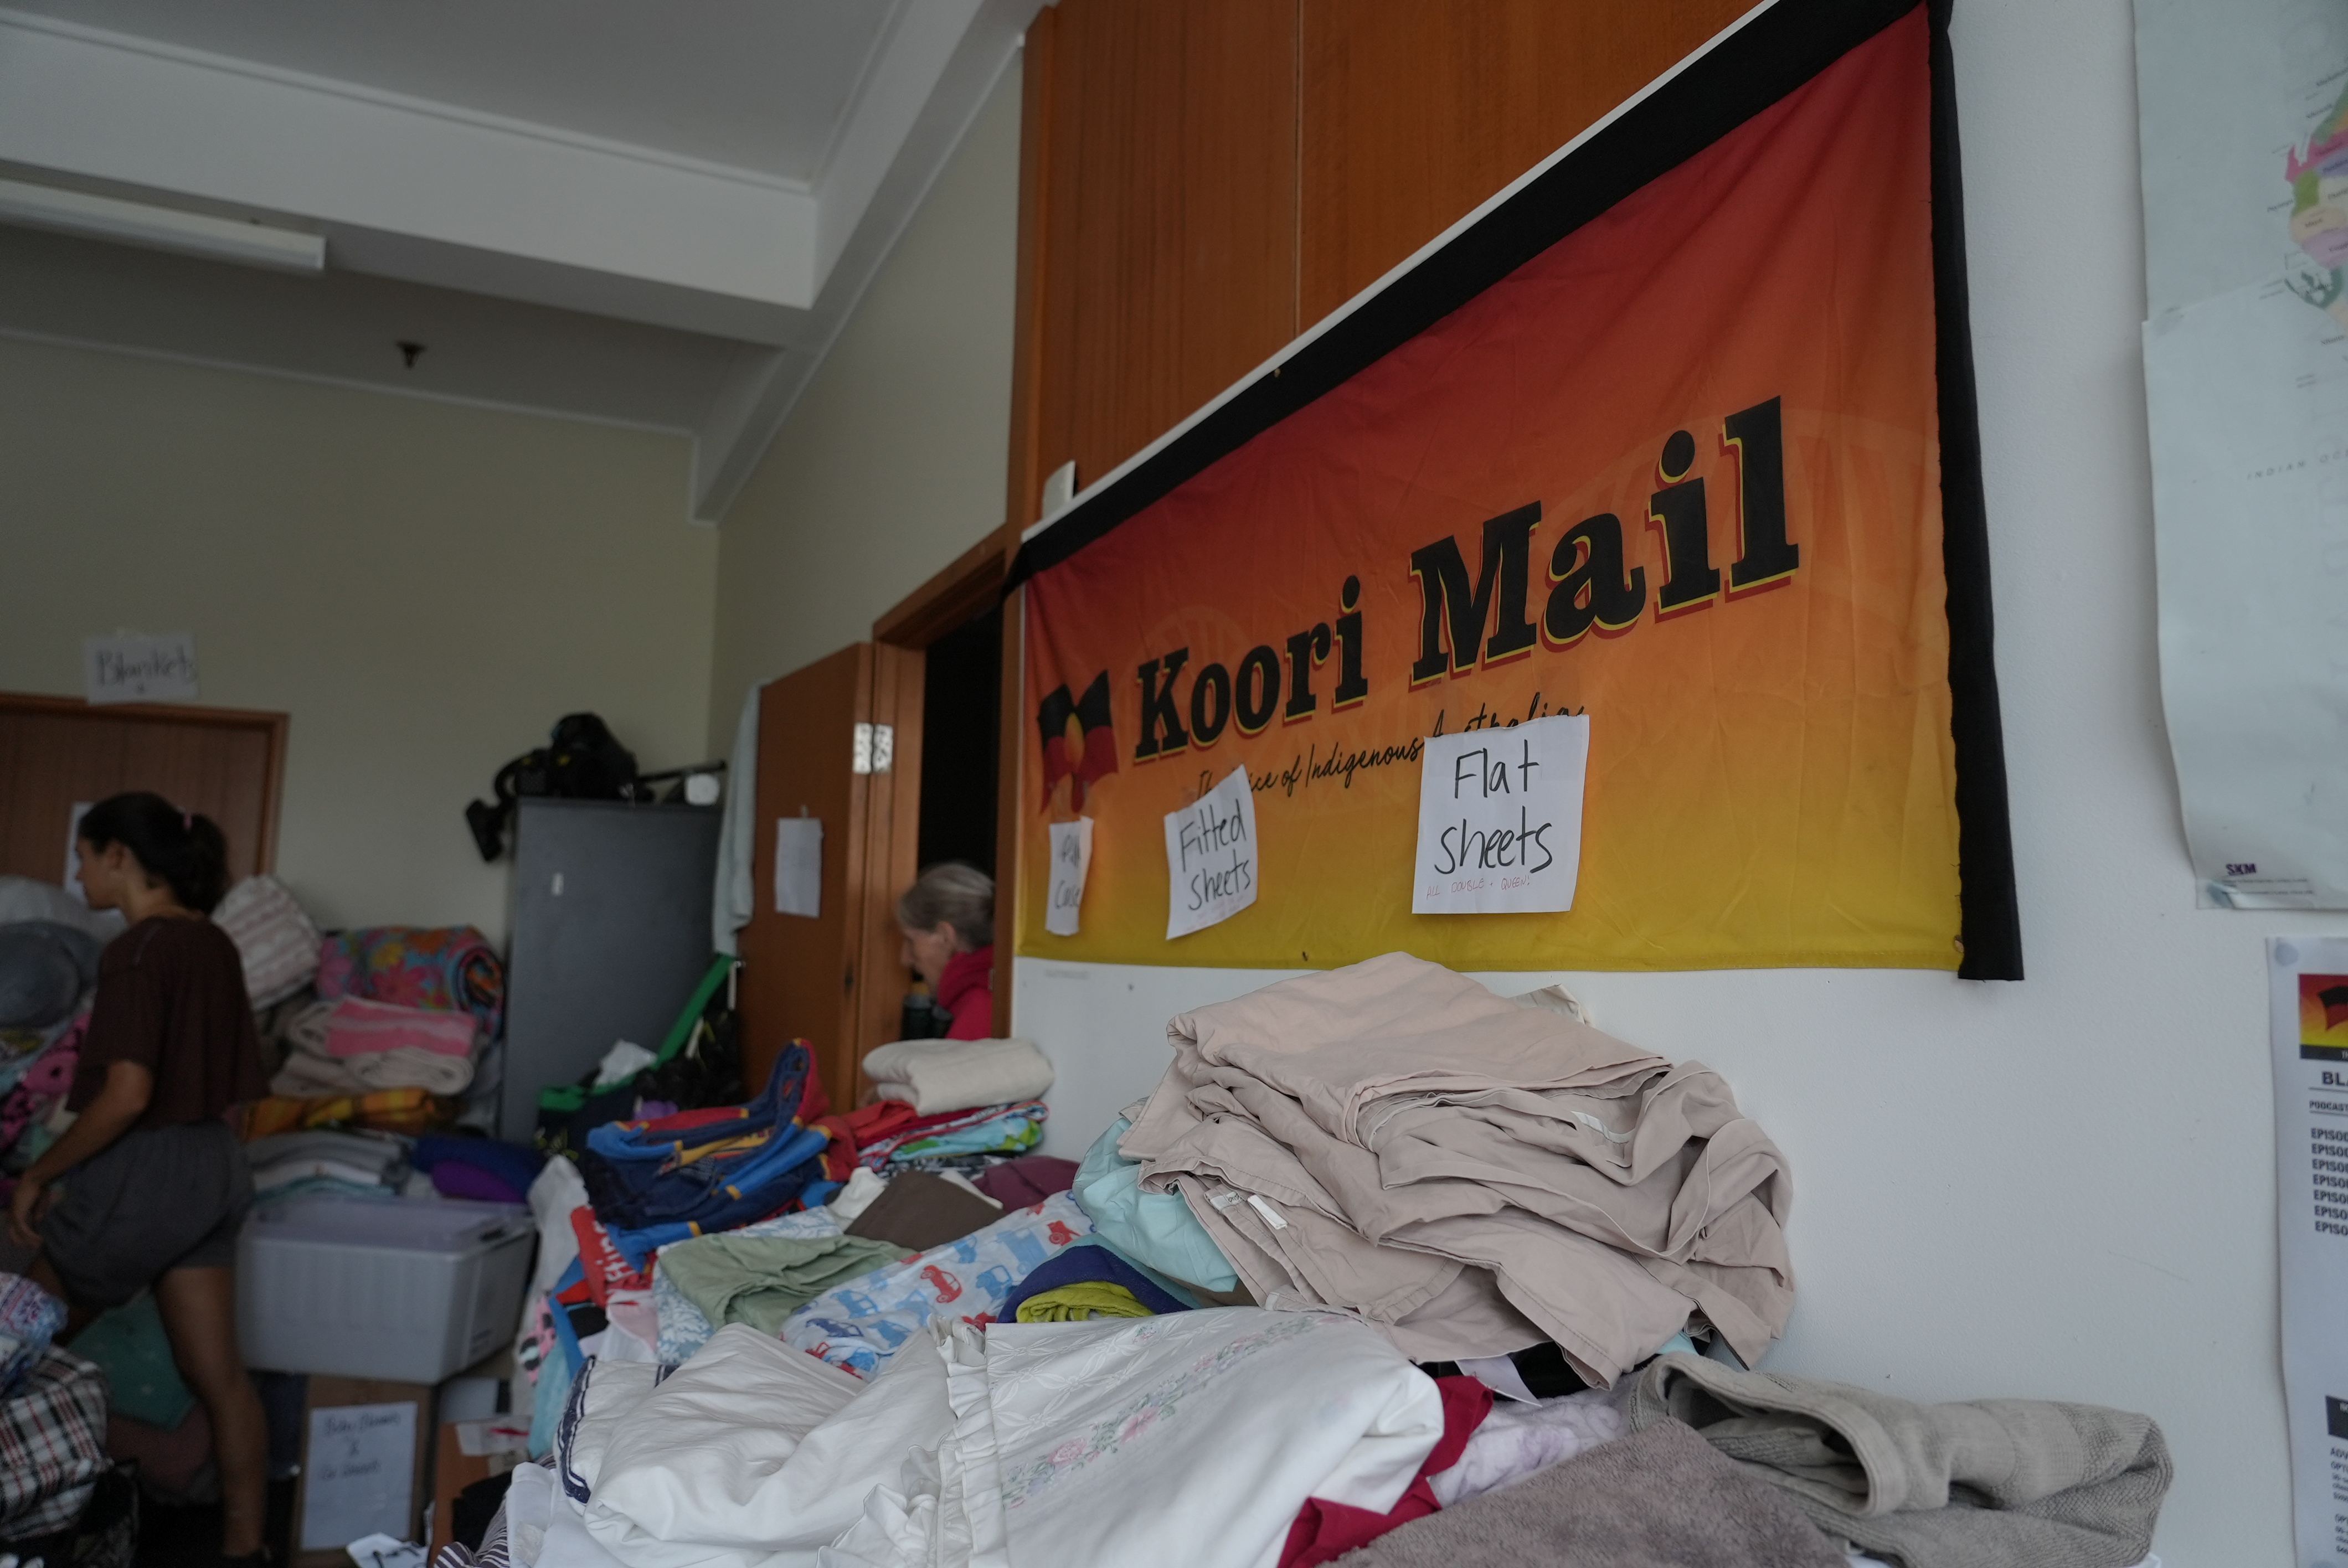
[1003,4,1059,534]
[849,643,926,1092]
[738,646,873,1105]
[1019,0,1301,527]
[0,693,287,887]
[1296,0,1755,325]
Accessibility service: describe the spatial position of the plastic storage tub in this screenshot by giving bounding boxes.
[237,1196,535,1383]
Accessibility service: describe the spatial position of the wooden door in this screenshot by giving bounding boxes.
[735,644,925,1111]
[0,692,287,886]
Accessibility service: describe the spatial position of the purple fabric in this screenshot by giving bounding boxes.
[432,1163,526,1205]
[971,1154,1080,1209]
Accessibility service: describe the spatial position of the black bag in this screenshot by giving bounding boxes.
[465,713,640,861]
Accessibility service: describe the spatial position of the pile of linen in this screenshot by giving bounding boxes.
[504,1308,1449,1568]
[840,1037,1057,1174]
[1114,953,1794,1385]
[244,1128,412,1206]
[0,879,119,1206]
[242,922,506,1139]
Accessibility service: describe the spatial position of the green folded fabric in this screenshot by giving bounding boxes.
[659,1233,913,1336]
[75,1290,196,1430]
[1014,1282,1151,1323]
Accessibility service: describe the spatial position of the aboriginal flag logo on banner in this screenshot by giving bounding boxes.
[1012,0,2020,979]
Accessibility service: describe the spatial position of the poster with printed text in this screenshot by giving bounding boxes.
[1013,1,2016,976]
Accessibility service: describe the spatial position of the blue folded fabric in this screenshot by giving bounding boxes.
[1069,1117,1240,1292]
[602,1133,831,1270]
[1000,1236,1191,1321]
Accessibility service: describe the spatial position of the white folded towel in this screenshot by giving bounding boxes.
[860,1036,1054,1115]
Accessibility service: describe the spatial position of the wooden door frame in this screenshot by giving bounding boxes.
[873,522,1023,1038]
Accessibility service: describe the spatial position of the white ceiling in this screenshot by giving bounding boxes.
[0,0,899,184]
[0,0,1040,521]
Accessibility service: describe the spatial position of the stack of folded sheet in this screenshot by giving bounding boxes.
[244,1127,410,1207]
[271,995,480,1097]
[848,1035,1055,1172]
[1114,952,1795,1385]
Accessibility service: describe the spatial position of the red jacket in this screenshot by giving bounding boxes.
[938,945,995,1039]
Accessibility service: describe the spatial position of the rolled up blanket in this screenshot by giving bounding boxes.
[316,926,505,1040]
[1625,1352,2171,1568]
[859,1036,1054,1115]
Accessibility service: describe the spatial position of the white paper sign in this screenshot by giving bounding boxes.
[1046,817,1094,937]
[63,802,93,902]
[2269,936,2348,1566]
[83,632,198,705]
[300,1401,415,1551]
[1164,766,1258,939]
[1412,713,1589,915]
[773,817,822,917]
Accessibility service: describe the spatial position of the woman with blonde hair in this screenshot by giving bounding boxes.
[896,863,993,1039]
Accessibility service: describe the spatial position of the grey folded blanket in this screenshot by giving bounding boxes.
[1625,1353,2171,1568]
[1332,1416,1844,1568]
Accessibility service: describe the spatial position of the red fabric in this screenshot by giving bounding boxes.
[938,945,995,1040]
[570,1205,649,1307]
[1278,1376,1494,1568]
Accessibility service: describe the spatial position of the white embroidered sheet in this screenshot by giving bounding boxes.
[555,1308,1441,1568]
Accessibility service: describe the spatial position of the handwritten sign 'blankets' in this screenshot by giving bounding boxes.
[1012,2,2019,978]
[1414,715,1589,915]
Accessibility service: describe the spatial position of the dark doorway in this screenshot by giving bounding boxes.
[916,601,1001,874]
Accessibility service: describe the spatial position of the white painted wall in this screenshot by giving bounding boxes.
[705,58,1020,734]
[1012,1,2291,1561]
[0,336,718,943]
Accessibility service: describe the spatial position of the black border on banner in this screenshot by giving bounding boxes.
[1007,0,2023,981]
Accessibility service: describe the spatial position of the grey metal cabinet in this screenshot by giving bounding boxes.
[501,798,720,1141]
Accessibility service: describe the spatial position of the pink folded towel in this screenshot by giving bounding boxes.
[321,996,476,1059]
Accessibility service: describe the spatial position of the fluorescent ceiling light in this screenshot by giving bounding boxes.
[0,177,323,273]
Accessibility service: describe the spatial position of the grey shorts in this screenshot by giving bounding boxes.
[40,1121,252,1309]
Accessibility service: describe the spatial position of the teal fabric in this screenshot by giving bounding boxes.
[74,1290,195,1430]
[528,1338,571,1461]
[1070,1118,1239,1293]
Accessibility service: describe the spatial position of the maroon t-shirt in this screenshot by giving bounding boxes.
[70,916,269,1129]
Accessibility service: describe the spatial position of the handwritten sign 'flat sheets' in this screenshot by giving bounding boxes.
[83,632,198,705]
[1413,714,1589,915]
[1046,817,1094,937]
[1165,767,1258,939]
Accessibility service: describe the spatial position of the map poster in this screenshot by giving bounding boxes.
[2138,0,2348,907]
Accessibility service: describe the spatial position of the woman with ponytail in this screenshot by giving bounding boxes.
[7,791,269,1564]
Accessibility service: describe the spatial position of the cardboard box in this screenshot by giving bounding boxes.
[290,1376,433,1568]
[429,1415,529,1549]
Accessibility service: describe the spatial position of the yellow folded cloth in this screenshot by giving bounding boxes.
[1014,1282,1152,1323]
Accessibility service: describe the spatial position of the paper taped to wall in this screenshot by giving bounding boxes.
[1413,714,1589,915]
[83,631,198,705]
[2268,936,2348,1565]
[1046,816,1093,937]
[1164,767,1256,940]
[774,817,822,918]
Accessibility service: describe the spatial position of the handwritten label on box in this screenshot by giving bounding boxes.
[1412,714,1589,915]
[300,1401,415,1551]
[1164,766,1258,939]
